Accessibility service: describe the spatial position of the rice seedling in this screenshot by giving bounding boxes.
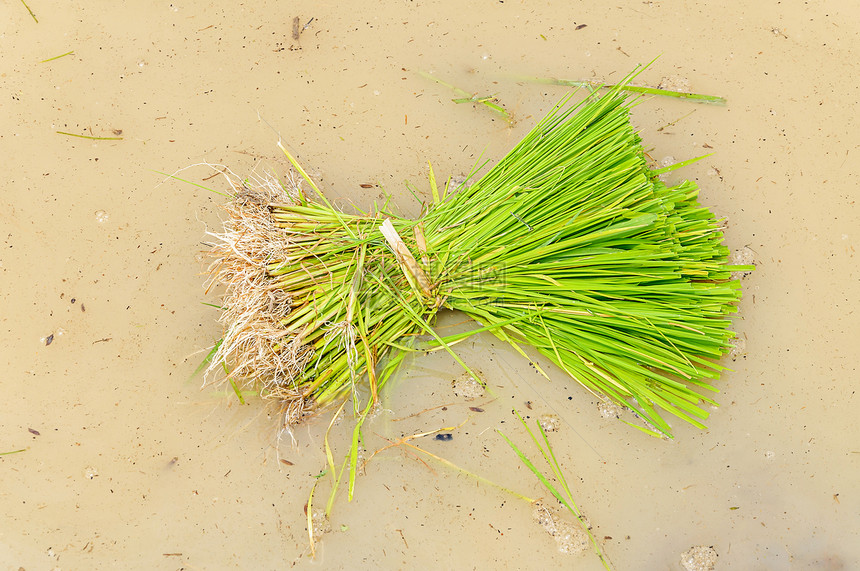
[499,410,612,568]
[205,66,749,447]
[202,73,752,547]
[196,64,751,566]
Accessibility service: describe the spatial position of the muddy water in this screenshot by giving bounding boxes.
[2,1,858,569]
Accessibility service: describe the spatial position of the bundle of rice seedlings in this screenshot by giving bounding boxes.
[206,71,749,438]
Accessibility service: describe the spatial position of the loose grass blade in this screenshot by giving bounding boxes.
[307,479,319,557]
[188,340,221,382]
[56,131,123,141]
[499,412,613,570]
[522,76,726,104]
[20,0,37,22]
[40,50,74,63]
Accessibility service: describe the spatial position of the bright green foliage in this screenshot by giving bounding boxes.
[211,78,750,438]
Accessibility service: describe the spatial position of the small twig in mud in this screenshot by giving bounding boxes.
[392,397,496,421]
[392,403,457,421]
[657,110,696,132]
[364,421,467,467]
[372,433,437,474]
[202,167,228,182]
[291,17,314,43]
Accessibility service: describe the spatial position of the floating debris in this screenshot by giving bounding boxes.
[532,501,590,555]
[658,75,691,93]
[598,401,624,420]
[680,545,718,571]
[729,247,756,279]
[538,413,561,433]
[452,371,485,400]
[727,336,747,361]
[311,509,331,543]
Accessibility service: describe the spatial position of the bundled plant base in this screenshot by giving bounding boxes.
[206,78,750,438]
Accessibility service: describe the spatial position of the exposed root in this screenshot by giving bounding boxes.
[204,168,316,424]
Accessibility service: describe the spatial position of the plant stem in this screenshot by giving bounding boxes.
[20,0,37,22]
[521,75,726,104]
[40,50,74,63]
[56,131,123,141]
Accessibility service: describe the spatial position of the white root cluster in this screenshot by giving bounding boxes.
[203,167,315,422]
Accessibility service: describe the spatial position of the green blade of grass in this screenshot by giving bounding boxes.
[498,428,571,509]
[228,378,245,404]
[307,478,319,557]
[367,271,481,385]
[20,0,37,22]
[56,131,123,141]
[277,141,357,240]
[347,401,373,501]
[650,153,713,176]
[188,340,221,382]
[522,76,726,104]
[324,400,349,515]
[512,410,574,501]
[498,419,613,570]
[40,50,74,63]
[428,161,440,205]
